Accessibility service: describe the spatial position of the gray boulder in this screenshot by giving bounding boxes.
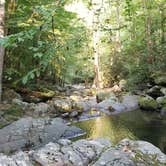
[118,139,166,165]
[138,96,158,111]
[52,98,72,113]
[0,117,84,153]
[32,138,111,166]
[0,151,32,166]
[92,148,134,166]
[97,94,138,114]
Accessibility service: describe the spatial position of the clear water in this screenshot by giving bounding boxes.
[74,110,166,153]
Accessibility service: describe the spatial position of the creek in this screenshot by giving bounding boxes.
[73,110,166,153]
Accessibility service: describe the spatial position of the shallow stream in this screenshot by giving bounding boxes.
[74,110,166,153]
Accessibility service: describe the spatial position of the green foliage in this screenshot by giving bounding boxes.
[1,0,166,89]
[1,0,90,86]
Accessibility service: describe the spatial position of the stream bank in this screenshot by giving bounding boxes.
[0,83,166,165]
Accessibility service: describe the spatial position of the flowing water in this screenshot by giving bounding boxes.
[74,110,166,153]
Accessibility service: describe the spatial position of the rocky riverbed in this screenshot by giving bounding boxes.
[0,83,166,165]
[0,138,166,166]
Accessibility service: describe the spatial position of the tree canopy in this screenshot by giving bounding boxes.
[0,0,165,93]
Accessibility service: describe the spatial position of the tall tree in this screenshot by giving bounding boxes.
[0,0,5,102]
[91,0,103,88]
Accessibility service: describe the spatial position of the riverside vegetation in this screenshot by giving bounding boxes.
[0,0,166,165]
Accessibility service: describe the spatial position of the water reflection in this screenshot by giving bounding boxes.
[74,110,166,153]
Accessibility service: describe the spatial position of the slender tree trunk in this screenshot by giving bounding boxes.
[0,0,5,102]
[116,0,121,52]
[92,0,103,89]
[143,0,153,64]
[160,7,165,44]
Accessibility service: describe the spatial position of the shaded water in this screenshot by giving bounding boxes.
[74,110,166,153]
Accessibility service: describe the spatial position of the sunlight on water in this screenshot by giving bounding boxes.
[74,110,166,153]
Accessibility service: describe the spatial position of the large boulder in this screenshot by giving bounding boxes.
[96,90,117,103]
[32,138,111,166]
[92,148,134,166]
[138,96,158,111]
[12,99,54,117]
[97,94,138,114]
[52,98,72,113]
[0,117,84,153]
[0,138,165,166]
[0,152,32,166]
[118,139,166,165]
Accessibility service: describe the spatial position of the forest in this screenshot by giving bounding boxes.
[0,0,166,165]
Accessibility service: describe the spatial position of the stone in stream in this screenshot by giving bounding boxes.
[92,148,135,166]
[160,87,166,96]
[97,94,138,114]
[0,117,84,153]
[0,138,166,166]
[118,139,166,165]
[32,138,112,166]
[146,85,164,98]
[0,151,32,166]
[138,96,158,111]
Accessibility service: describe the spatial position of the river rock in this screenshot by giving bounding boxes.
[0,138,165,166]
[156,96,166,106]
[160,87,166,95]
[12,99,54,117]
[2,89,22,103]
[74,98,96,112]
[138,96,158,111]
[96,91,117,103]
[52,98,72,113]
[32,138,111,166]
[0,117,84,153]
[92,148,134,166]
[146,86,164,98]
[122,94,138,110]
[97,94,138,114]
[0,151,32,166]
[118,139,166,165]
[154,74,166,85]
[29,102,52,117]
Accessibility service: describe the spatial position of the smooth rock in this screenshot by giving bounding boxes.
[119,139,166,164]
[32,138,111,166]
[0,117,83,153]
[53,98,72,112]
[138,96,158,111]
[156,96,166,106]
[0,151,32,166]
[160,87,166,95]
[92,148,134,166]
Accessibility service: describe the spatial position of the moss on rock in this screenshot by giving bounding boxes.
[138,96,158,111]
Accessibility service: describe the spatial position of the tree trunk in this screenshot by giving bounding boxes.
[143,0,153,64]
[92,0,103,89]
[115,0,121,52]
[0,0,5,102]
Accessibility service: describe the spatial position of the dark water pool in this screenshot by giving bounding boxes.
[74,110,166,153]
